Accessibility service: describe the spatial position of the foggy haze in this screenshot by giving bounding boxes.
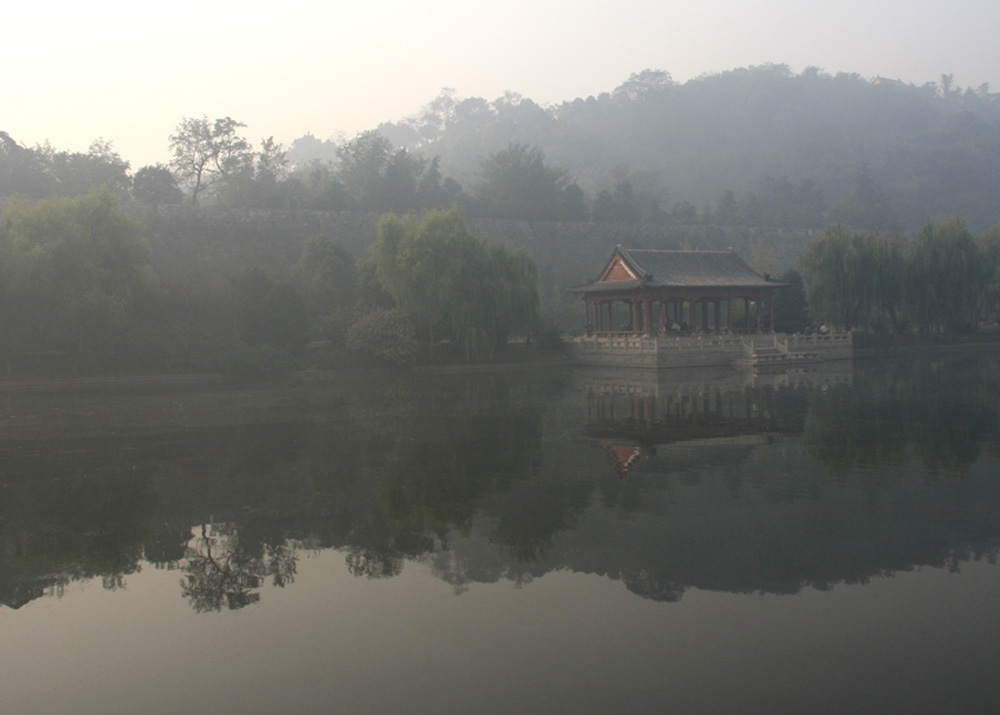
[6,0,999,167]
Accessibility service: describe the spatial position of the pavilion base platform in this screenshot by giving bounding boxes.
[571,332,852,370]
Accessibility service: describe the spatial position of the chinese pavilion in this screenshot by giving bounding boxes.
[569,246,852,369]
[570,246,783,336]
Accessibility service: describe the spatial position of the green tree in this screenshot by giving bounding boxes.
[234,270,309,355]
[296,235,357,340]
[773,269,810,333]
[0,189,157,352]
[371,206,540,362]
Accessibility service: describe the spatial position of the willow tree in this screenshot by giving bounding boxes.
[372,205,540,362]
[848,230,906,333]
[798,224,905,332]
[797,224,857,330]
[975,226,1000,326]
[906,218,986,336]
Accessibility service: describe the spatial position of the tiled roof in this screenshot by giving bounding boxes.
[621,248,775,287]
[569,247,780,293]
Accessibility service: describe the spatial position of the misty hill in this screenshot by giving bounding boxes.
[291,65,1000,231]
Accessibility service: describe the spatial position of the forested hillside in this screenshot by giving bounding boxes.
[289,65,1000,231]
[6,65,1000,233]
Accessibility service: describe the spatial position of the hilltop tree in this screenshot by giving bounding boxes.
[169,116,252,205]
[132,164,183,211]
[476,144,585,221]
[47,139,131,200]
[0,131,53,198]
[217,136,292,208]
[592,180,639,223]
[336,130,393,210]
[826,165,899,231]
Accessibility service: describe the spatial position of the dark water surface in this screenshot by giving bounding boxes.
[1,354,999,713]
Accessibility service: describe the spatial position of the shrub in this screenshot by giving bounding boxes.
[346,309,419,366]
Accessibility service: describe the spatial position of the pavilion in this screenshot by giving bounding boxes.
[569,246,852,369]
[569,246,784,337]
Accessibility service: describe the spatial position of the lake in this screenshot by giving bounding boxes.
[1,353,999,713]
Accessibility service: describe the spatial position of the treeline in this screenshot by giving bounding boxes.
[0,123,896,231]
[7,65,1000,231]
[0,192,545,376]
[796,219,1000,337]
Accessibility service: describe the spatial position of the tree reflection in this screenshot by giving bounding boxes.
[803,357,1000,478]
[0,464,153,608]
[6,361,1000,613]
[345,547,402,578]
[375,404,546,552]
[180,523,297,612]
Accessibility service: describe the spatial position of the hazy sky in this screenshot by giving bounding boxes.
[7,0,999,168]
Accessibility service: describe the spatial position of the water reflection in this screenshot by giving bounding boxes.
[181,523,298,612]
[1,354,999,612]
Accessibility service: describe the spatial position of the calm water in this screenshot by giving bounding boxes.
[1,354,999,714]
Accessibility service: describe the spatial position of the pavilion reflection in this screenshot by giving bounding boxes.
[582,362,853,476]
